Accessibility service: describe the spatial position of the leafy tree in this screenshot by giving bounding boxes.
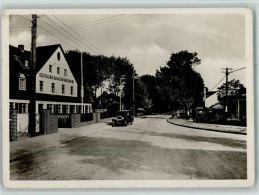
[217,79,246,104]
[154,50,204,113]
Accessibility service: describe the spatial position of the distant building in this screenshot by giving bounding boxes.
[205,91,218,108]
[205,90,246,121]
[9,44,92,132]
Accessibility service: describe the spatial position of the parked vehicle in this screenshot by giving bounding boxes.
[112,110,133,127]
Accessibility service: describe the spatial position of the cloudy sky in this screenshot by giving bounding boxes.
[9,13,246,89]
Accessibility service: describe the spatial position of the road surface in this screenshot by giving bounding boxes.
[10,116,247,180]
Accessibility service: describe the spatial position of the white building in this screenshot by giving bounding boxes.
[9,44,92,132]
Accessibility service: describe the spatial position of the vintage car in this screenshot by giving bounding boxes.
[112,110,134,127]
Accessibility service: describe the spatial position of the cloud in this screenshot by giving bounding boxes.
[195,57,247,89]
[9,14,246,88]
[9,31,31,49]
[109,43,171,76]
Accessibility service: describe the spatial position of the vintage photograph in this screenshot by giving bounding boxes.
[2,9,254,188]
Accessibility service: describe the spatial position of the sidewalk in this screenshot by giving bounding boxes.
[10,118,113,161]
[167,118,247,135]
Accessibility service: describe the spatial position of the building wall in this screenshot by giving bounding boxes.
[17,114,28,132]
[205,92,218,108]
[36,47,77,97]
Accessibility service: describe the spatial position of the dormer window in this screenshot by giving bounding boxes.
[18,74,26,90]
[49,65,52,73]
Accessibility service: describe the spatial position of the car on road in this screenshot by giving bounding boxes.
[112,110,133,127]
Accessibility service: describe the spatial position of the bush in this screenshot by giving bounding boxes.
[195,111,209,122]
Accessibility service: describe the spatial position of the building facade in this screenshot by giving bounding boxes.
[9,44,92,133]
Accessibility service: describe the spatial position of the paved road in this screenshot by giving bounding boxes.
[10,116,247,180]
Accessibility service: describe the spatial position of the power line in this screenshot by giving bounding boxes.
[209,76,226,91]
[16,15,76,49]
[42,15,100,55]
[10,27,30,29]
[40,16,88,51]
[73,14,141,29]
[38,14,125,35]
[209,66,246,92]
[52,15,103,54]
[229,67,246,74]
[39,14,140,36]
[70,14,125,28]
[37,22,77,49]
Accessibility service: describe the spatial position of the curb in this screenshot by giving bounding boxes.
[167,119,247,135]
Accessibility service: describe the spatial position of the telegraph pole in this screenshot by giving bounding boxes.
[225,68,229,117]
[132,68,135,118]
[81,52,84,113]
[28,14,37,136]
[222,67,232,121]
[120,78,122,111]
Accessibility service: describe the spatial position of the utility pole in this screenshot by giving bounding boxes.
[225,68,229,117]
[120,78,122,111]
[28,14,37,136]
[222,67,232,120]
[203,87,207,108]
[81,52,84,113]
[132,68,135,118]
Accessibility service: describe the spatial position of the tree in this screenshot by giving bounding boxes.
[154,50,204,113]
[217,79,246,104]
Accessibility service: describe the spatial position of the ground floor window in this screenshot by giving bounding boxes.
[54,105,61,114]
[47,104,54,113]
[12,103,28,113]
[62,105,69,114]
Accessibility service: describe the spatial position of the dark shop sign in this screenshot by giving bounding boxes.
[39,73,74,83]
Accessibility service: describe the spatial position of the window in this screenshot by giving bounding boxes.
[54,105,61,114]
[62,85,65,94]
[51,83,55,93]
[24,60,28,67]
[9,102,15,110]
[70,105,76,113]
[18,103,27,114]
[64,69,67,76]
[19,74,26,90]
[70,86,73,95]
[57,105,61,114]
[57,67,60,74]
[62,105,69,114]
[47,104,53,113]
[57,52,60,61]
[39,81,44,92]
[49,65,52,73]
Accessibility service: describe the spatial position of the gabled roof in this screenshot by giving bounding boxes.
[10,44,69,74]
[36,44,64,72]
[206,91,217,98]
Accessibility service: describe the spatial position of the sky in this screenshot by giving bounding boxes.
[9,13,246,90]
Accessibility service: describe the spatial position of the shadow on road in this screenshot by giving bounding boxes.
[108,129,247,149]
[10,134,247,180]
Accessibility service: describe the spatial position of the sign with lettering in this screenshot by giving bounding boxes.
[39,73,74,84]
